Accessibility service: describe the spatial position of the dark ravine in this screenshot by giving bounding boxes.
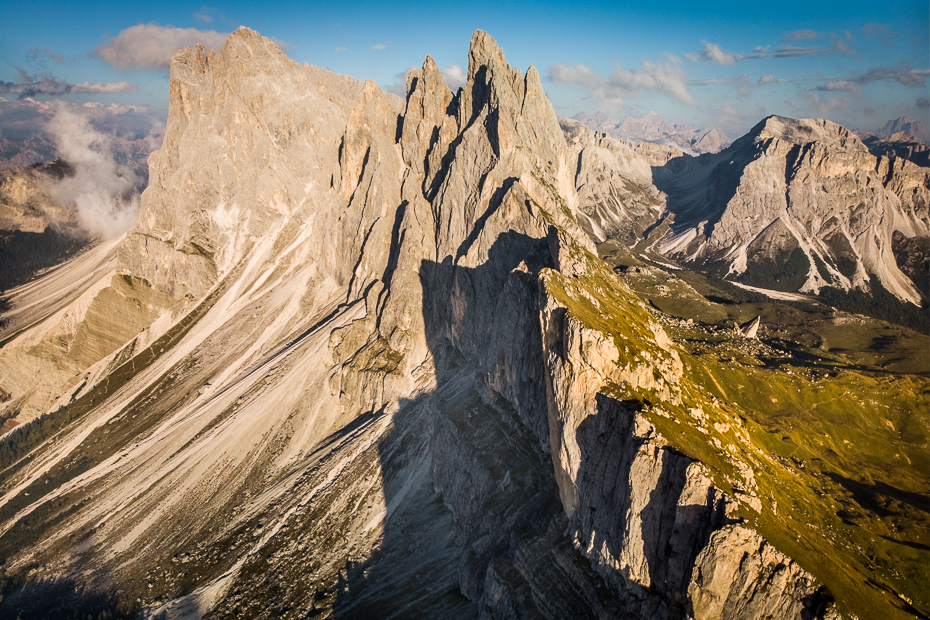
[0,28,924,620]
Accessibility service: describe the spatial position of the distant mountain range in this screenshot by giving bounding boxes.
[571,110,731,154]
[870,116,930,143]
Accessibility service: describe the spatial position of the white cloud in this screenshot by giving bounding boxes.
[550,59,693,113]
[44,105,143,238]
[371,43,387,50]
[193,6,215,23]
[801,92,849,117]
[0,69,136,98]
[550,63,625,112]
[758,74,781,85]
[817,80,863,97]
[613,60,694,104]
[93,23,229,70]
[441,64,466,90]
[685,42,737,66]
[0,96,163,160]
[686,36,855,65]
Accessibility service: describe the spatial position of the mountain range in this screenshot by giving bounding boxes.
[572,110,732,154]
[0,28,926,620]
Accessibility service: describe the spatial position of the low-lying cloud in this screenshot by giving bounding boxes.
[93,23,229,70]
[44,106,143,238]
[0,69,135,98]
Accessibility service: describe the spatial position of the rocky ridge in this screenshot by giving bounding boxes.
[873,116,930,143]
[0,27,917,620]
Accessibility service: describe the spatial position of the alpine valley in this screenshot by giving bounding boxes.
[0,28,927,620]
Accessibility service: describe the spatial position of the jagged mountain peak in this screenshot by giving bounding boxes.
[468,28,508,73]
[876,116,930,142]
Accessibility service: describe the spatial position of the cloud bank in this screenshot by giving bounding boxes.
[93,23,229,70]
[44,106,143,238]
[0,69,135,98]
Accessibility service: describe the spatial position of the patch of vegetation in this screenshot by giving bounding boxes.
[0,567,140,619]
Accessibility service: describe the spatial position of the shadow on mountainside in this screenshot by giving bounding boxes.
[328,231,566,618]
[0,573,140,619]
[327,230,730,618]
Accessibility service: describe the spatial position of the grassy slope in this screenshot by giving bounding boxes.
[544,231,929,620]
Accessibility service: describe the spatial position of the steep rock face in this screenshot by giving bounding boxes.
[650,116,930,303]
[119,31,366,301]
[0,29,841,620]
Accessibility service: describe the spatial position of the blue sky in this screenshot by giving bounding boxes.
[0,0,927,140]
